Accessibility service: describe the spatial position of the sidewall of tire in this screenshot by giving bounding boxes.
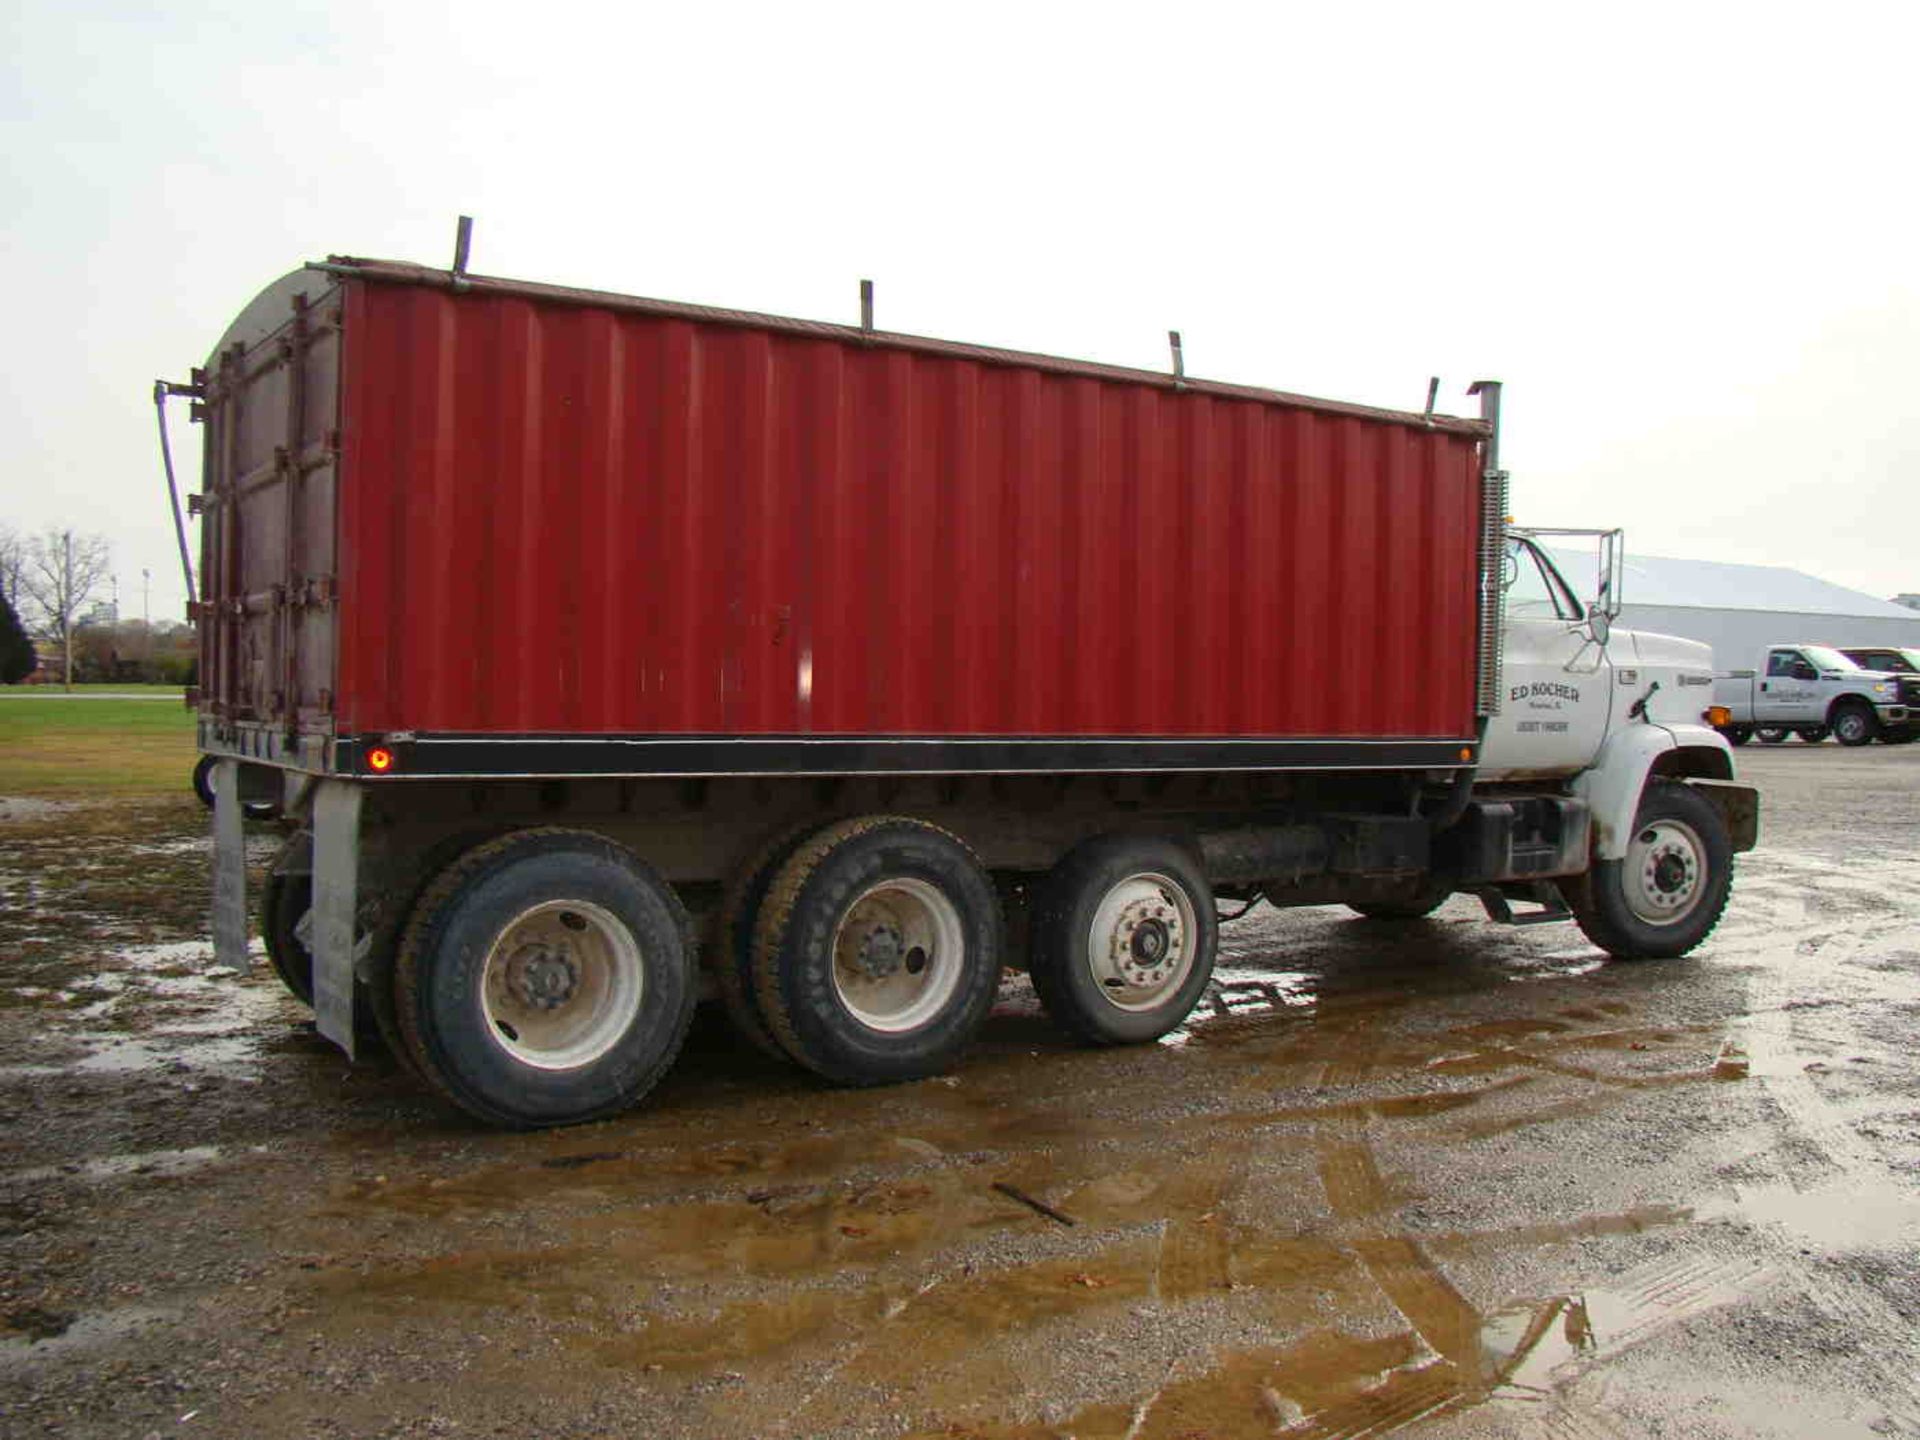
[192,754,216,810]
[715,822,824,1062]
[400,837,694,1128]
[1032,838,1218,1045]
[260,867,316,1007]
[759,822,1001,1086]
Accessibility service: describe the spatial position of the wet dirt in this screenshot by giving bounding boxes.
[2,746,1918,1438]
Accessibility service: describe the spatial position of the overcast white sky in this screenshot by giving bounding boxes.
[3,1,1916,623]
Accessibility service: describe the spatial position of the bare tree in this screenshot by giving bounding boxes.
[0,524,24,611]
[21,529,112,689]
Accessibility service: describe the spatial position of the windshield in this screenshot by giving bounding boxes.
[1801,644,1858,671]
[1503,539,1581,622]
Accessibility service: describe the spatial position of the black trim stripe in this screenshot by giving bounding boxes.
[330,734,1478,780]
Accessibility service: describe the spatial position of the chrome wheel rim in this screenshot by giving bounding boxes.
[481,900,642,1070]
[1086,873,1198,1012]
[830,879,965,1033]
[1836,713,1867,743]
[1624,819,1706,927]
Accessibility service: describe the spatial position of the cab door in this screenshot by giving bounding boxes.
[1756,648,1818,724]
[1479,537,1613,777]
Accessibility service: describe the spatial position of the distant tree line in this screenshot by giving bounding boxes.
[0,523,197,687]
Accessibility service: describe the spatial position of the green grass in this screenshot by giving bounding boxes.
[0,695,198,795]
[11,682,187,694]
[73,683,187,693]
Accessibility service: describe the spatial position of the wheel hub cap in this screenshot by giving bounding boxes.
[505,943,581,1011]
[1129,918,1171,966]
[1651,853,1688,895]
[1108,896,1184,989]
[1627,821,1704,925]
[856,923,906,979]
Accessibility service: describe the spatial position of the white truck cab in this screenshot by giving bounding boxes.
[1468,528,1750,947]
[1484,530,1730,796]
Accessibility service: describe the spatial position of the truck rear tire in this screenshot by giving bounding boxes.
[1755,728,1788,745]
[1722,727,1753,747]
[260,865,316,1007]
[1831,703,1877,747]
[714,822,823,1061]
[1570,783,1731,961]
[195,754,275,819]
[751,817,1001,1085]
[394,829,696,1128]
[259,837,392,1056]
[1030,836,1218,1045]
[193,754,217,810]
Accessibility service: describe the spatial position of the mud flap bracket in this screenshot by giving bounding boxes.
[313,780,363,1058]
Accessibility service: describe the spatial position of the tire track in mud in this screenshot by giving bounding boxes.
[256,981,1761,1440]
[270,1048,1731,1440]
[1705,848,1920,1427]
[1720,848,1913,1179]
[1295,1037,1788,1440]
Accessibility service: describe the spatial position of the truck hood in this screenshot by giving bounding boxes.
[1616,627,1714,674]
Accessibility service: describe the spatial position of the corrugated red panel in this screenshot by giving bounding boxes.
[332,279,1484,740]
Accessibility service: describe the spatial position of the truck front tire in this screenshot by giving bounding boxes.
[1831,703,1878,747]
[751,817,1002,1086]
[394,829,696,1128]
[1570,783,1731,960]
[1030,836,1218,1045]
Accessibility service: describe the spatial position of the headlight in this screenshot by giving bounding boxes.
[1873,682,1890,695]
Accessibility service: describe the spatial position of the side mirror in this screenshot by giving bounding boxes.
[1586,604,1611,646]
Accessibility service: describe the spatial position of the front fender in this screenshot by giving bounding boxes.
[1571,723,1736,860]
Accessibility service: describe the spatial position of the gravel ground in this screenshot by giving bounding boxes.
[2,744,1917,1439]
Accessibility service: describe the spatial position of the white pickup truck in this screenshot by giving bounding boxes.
[1713,644,1920,747]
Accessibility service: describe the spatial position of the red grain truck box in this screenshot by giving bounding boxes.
[171,253,1748,1131]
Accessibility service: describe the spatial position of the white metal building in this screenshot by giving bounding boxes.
[1543,548,1920,670]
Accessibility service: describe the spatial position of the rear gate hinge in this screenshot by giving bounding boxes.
[1476,881,1573,926]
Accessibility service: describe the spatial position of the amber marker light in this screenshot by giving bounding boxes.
[1705,706,1732,728]
[1459,747,1475,762]
[367,747,395,773]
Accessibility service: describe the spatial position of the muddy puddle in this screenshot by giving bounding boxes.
[1,936,289,1081]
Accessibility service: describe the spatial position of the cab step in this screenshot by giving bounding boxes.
[1475,881,1574,926]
